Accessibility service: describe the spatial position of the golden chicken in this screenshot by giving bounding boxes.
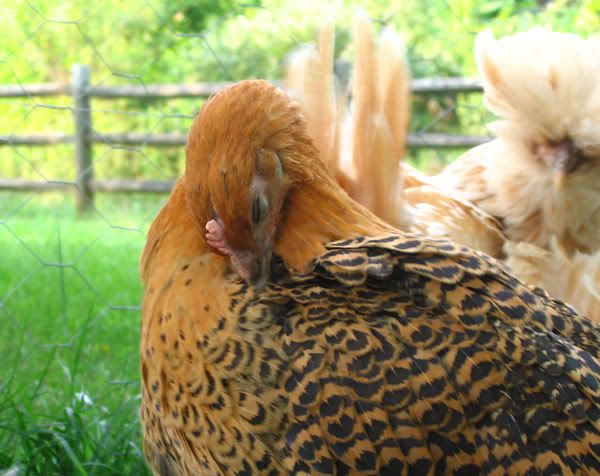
[140,80,600,475]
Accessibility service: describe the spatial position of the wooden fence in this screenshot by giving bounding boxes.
[0,64,488,211]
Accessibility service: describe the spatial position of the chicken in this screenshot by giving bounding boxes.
[286,16,506,256]
[437,29,600,256]
[140,79,600,475]
[287,24,600,323]
[283,19,600,322]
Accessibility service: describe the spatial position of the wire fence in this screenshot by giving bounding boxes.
[0,1,592,473]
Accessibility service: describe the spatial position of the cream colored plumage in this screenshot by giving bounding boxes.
[438,29,600,256]
[407,187,504,255]
[343,13,404,225]
[284,21,340,175]
[505,239,600,323]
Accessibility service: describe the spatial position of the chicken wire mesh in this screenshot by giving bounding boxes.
[0,1,596,473]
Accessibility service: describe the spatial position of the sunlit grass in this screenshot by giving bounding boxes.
[0,192,165,474]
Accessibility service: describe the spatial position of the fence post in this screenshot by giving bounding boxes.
[72,64,93,212]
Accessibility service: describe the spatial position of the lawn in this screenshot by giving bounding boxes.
[0,192,167,475]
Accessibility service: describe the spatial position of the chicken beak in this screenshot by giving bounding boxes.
[545,140,579,192]
[552,169,566,191]
[230,248,272,290]
[247,252,271,291]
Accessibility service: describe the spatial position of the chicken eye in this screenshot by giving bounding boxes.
[252,194,269,225]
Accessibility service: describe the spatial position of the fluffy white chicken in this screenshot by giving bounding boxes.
[438,29,600,256]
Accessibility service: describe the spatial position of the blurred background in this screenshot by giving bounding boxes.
[1,0,598,474]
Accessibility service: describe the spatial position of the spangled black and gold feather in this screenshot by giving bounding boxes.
[141,233,600,475]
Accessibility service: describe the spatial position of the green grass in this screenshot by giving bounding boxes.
[0,192,167,475]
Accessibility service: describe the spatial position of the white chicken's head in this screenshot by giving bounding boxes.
[476,29,600,190]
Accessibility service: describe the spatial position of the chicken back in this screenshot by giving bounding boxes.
[141,225,600,475]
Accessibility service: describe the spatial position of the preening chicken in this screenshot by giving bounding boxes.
[140,80,600,475]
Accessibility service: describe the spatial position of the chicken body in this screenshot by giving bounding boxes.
[140,80,600,475]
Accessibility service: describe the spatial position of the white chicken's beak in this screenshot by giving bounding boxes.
[552,170,566,191]
[545,140,580,192]
[537,139,581,192]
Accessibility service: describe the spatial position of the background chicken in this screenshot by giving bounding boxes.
[438,29,600,256]
[285,16,506,256]
[434,29,600,320]
[140,79,600,475]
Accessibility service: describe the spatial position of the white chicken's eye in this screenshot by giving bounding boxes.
[252,194,269,225]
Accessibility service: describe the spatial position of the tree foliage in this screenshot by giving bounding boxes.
[0,0,598,180]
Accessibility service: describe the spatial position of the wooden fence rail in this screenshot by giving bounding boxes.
[0,65,489,211]
[0,132,490,148]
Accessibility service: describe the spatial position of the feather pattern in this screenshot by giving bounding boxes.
[141,223,600,474]
[141,79,600,476]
